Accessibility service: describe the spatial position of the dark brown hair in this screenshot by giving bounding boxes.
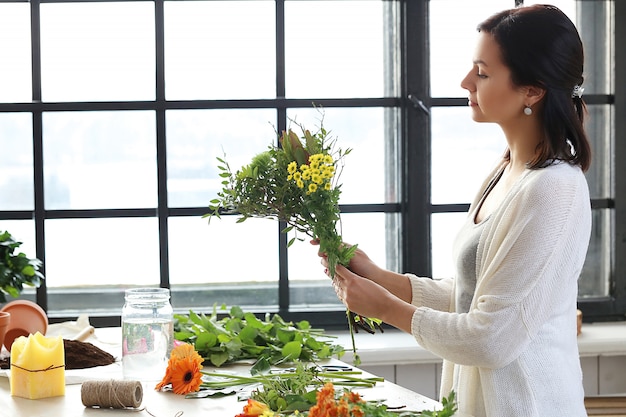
[478,4,591,172]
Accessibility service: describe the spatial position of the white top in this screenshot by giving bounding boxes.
[407,161,591,417]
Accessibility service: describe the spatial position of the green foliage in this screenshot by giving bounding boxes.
[174,304,345,368]
[0,231,44,303]
[197,360,383,411]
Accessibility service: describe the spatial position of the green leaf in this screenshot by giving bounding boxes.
[210,351,229,367]
[243,312,264,329]
[281,340,302,360]
[238,325,258,344]
[276,328,294,344]
[196,332,218,350]
[250,356,271,375]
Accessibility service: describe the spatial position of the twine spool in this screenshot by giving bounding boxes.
[81,380,143,409]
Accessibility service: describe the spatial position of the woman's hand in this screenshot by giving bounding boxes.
[330,264,391,319]
[312,240,382,281]
[312,239,413,304]
[330,264,416,333]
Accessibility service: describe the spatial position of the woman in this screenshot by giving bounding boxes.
[321,5,592,417]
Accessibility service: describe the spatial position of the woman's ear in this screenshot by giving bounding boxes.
[525,85,546,107]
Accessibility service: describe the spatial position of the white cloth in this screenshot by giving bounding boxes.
[407,161,591,417]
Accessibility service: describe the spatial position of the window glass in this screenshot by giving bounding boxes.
[585,105,612,200]
[523,0,576,21]
[431,107,505,205]
[44,218,160,293]
[168,216,279,286]
[0,113,33,210]
[0,4,31,103]
[285,1,386,98]
[579,209,611,297]
[166,109,277,208]
[43,111,157,210]
[574,0,612,95]
[430,0,514,98]
[286,107,397,204]
[40,2,155,102]
[164,1,275,100]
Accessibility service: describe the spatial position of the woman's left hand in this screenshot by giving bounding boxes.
[329,264,394,321]
[329,264,417,333]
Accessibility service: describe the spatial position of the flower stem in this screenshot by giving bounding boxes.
[347,310,361,366]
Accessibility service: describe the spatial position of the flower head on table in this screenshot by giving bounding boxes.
[155,343,204,395]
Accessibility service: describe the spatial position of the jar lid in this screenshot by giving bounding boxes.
[124,288,170,300]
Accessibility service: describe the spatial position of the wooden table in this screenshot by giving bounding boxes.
[0,326,441,417]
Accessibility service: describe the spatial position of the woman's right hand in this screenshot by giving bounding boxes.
[345,245,383,282]
[311,239,383,282]
[312,239,413,303]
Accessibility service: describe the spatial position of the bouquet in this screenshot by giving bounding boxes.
[205,115,381,364]
[206,119,354,278]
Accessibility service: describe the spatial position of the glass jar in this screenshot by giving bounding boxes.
[121,288,173,381]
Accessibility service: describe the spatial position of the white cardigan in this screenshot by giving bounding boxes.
[407,161,591,417]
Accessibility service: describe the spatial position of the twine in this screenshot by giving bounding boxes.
[81,380,143,409]
[10,363,65,372]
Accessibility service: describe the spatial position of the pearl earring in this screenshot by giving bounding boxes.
[524,105,533,116]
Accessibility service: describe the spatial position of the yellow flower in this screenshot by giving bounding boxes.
[293,172,302,181]
[296,179,304,188]
[311,174,322,185]
[287,161,297,174]
[309,154,323,164]
[323,154,334,164]
[308,183,318,194]
[324,182,332,191]
[302,170,311,181]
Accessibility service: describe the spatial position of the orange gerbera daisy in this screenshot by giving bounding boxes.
[155,343,204,395]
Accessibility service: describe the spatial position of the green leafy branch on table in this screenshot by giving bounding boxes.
[173,305,459,416]
[174,304,345,368]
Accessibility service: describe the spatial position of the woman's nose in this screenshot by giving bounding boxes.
[460,70,473,92]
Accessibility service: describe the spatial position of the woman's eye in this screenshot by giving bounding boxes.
[477,73,488,79]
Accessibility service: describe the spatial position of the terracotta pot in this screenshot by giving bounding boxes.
[0,311,10,351]
[0,300,48,351]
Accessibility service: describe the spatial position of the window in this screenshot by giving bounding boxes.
[0,0,622,327]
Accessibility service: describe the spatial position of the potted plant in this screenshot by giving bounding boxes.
[0,230,44,304]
